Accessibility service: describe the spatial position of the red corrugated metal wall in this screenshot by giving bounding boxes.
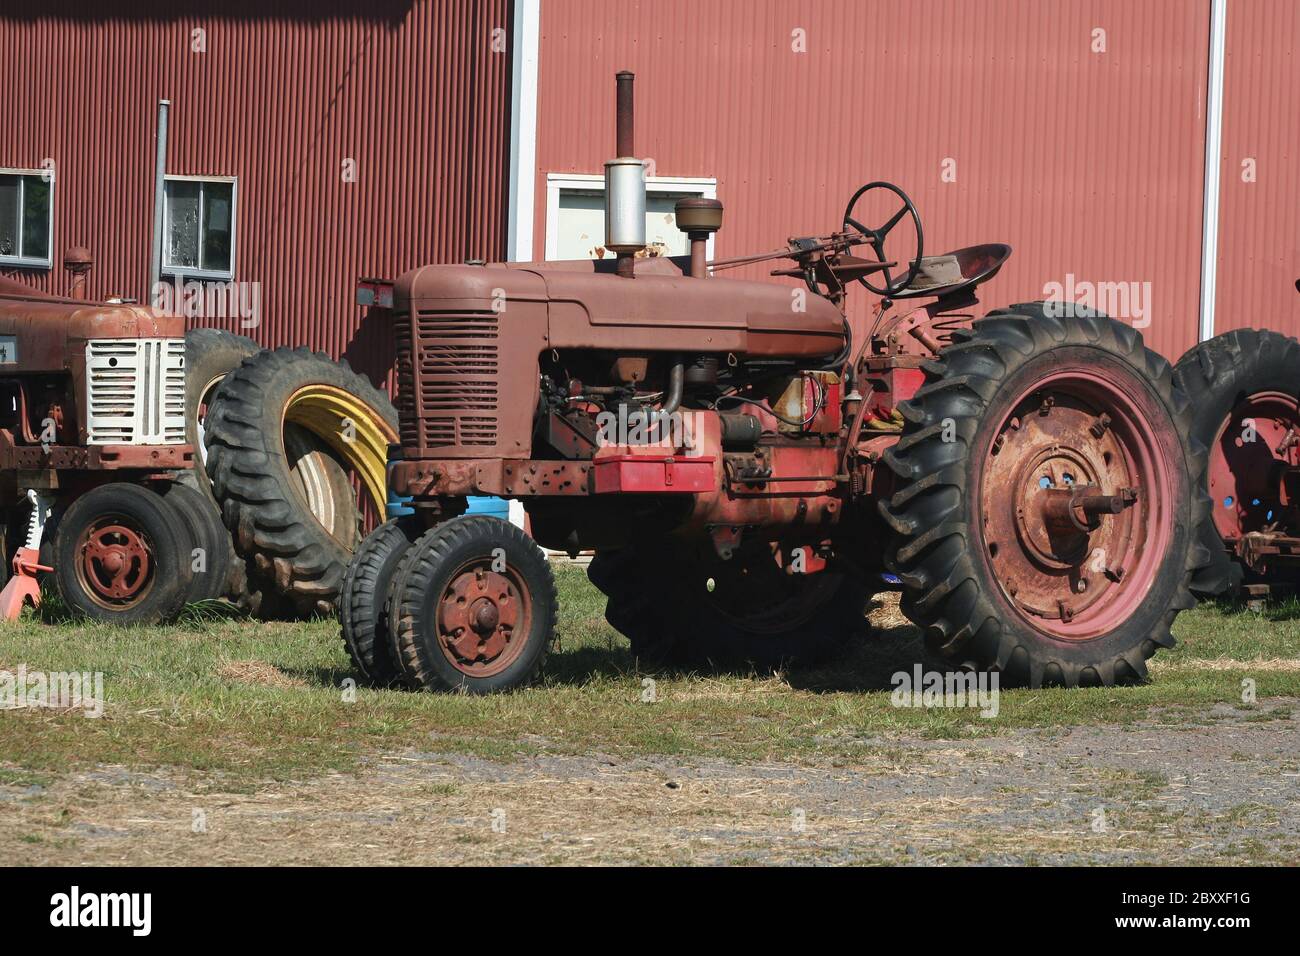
[534,0,1211,361]
[1213,0,1300,334]
[0,0,510,387]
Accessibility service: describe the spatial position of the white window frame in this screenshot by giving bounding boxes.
[0,167,56,269]
[162,173,237,281]
[544,173,718,262]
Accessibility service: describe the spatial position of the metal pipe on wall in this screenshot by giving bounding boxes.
[149,98,170,303]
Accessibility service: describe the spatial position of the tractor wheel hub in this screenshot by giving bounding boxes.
[981,374,1169,639]
[436,565,523,673]
[78,521,152,604]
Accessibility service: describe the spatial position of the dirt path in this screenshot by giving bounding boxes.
[4,703,1298,865]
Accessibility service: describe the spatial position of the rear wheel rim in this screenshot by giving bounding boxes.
[75,516,156,609]
[1208,390,1300,543]
[978,368,1174,641]
[435,560,532,678]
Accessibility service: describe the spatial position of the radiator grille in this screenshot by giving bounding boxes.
[397,310,500,451]
[85,338,187,445]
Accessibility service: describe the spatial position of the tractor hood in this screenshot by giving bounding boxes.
[396,256,845,359]
[0,278,184,373]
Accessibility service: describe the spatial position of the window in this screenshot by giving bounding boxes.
[545,174,717,261]
[0,169,54,268]
[163,175,236,279]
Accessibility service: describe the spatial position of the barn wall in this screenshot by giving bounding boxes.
[0,0,511,387]
[1213,0,1300,335]
[533,0,1212,360]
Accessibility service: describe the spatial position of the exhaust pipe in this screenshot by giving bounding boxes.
[604,71,646,278]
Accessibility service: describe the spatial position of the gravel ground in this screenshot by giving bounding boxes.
[4,700,1297,865]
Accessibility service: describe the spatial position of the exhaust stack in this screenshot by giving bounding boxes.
[604,71,645,278]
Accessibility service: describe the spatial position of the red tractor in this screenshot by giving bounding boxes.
[342,72,1212,693]
[0,259,231,623]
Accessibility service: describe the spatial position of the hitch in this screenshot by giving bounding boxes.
[0,490,55,621]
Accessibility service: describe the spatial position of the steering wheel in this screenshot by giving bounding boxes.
[842,182,924,297]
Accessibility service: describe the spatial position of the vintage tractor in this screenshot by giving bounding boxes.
[0,258,231,623]
[342,72,1212,693]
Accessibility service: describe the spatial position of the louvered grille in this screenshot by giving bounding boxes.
[396,310,500,452]
[85,338,187,445]
[394,310,418,447]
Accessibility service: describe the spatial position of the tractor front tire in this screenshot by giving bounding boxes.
[157,480,236,603]
[881,303,1211,687]
[389,516,556,694]
[53,483,195,625]
[340,518,421,684]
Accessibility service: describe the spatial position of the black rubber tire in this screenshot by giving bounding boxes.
[204,347,397,617]
[52,482,195,625]
[390,516,557,694]
[1172,328,1300,596]
[340,517,421,684]
[181,328,261,503]
[156,480,235,602]
[880,302,1211,688]
[590,545,873,671]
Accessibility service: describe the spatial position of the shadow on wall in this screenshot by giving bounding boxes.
[0,0,414,24]
[342,306,398,393]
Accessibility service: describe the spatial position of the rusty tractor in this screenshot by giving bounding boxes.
[342,72,1213,693]
[0,255,231,623]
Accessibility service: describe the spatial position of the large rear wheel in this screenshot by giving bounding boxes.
[1173,328,1300,592]
[881,303,1211,687]
[204,348,397,616]
[592,543,872,670]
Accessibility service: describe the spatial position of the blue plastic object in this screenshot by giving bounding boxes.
[465,496,510,520]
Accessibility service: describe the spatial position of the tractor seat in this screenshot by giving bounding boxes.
[890,242,1012,300]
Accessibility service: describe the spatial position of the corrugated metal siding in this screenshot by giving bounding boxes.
[0,0,510,387]
[1213,0,1300,335]
[535,0,1211,360]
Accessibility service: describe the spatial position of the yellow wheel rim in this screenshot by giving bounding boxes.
[282,385,397,513]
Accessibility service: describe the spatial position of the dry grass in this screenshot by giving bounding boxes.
[217,660,307,689]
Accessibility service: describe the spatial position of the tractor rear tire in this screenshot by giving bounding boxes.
[204,348,397,617]
[880,302,1211,687]
[181,328,261,503]
[157,480,235,602]
[1173,328,1300,595]
[389,516,556,694]
[52,482,195,625]
[591,545,872,671]
[340,518,421,684]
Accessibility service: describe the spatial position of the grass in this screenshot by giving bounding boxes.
[0,567,1297,789]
